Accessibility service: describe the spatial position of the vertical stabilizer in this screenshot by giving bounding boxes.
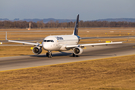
[73,14,79,35]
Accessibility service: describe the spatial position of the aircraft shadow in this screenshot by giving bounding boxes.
[30,52,115,58]
[30,52,72,57]
[82,54,116,56]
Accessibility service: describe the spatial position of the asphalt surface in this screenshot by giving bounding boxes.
[0,43,135,71]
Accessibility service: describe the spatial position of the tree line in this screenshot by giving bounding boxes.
[0,20,135,28]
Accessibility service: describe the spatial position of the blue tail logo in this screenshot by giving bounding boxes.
[73,14,79,36]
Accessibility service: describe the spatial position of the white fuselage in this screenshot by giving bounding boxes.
[42,35,79,51]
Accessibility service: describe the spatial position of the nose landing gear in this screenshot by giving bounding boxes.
[46,51,52,58]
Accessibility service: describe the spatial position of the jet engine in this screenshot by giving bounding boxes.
[73,47,83,55]
[32,46,42,55]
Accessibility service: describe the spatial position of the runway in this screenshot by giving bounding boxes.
[0,43,135,71]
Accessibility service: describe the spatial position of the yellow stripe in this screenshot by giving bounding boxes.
[0,54,135,72]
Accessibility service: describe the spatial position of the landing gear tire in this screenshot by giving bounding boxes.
[46,52,49,57]
[46,51,52,58]
[72,53,76,57]
[76,55,79,57]
[48,53,52,58]
[72,53,79,57]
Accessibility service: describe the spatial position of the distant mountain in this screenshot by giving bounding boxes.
[0,18,9,21]
[93,18,135,22]
[23,18,76,23]
[0,18,76,23]
[22,18,135,23]
[14,18,20,21]
[0,18,135,22]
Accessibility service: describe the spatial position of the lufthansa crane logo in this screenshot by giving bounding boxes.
[56,37,63,40]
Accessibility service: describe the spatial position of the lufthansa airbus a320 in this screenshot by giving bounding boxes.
[7,14,122,58]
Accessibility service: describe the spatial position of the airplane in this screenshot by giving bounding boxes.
[7,14,122,58]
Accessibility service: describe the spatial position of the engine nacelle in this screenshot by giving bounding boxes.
[73,47,83,55]
[32,46,42,55]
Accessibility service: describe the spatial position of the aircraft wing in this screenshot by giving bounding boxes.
[8,40,42,46]
[5,31,42,46]
[80,36,135,39]
[66,42,122,48]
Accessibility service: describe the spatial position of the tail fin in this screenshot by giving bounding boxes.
[73,14,79,35]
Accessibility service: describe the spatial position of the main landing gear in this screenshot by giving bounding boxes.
[46,51,52,58]
[71,53,79,57]
[46,51,79,58]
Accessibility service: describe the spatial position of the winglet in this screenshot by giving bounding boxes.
[73,14,79,35]
[5,31,8,40]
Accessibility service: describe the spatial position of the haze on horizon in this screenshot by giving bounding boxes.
[0,0,135,21]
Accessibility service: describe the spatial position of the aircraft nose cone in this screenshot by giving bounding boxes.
[43,43,49,50]
[43,43,53,50]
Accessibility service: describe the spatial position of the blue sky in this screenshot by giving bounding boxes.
[0,0,135,20]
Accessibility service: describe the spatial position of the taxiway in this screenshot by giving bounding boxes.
[0,43,135,71]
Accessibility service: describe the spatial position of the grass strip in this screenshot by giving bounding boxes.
[0,55,135,90]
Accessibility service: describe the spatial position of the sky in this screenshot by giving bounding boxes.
[0,0,135,21]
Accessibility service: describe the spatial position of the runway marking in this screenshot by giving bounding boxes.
[1,54,135,72]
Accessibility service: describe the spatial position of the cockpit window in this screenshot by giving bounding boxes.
[44,40,54,42]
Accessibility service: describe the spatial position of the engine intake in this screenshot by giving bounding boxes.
[73,47,83,55]
[32,46,42,55]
